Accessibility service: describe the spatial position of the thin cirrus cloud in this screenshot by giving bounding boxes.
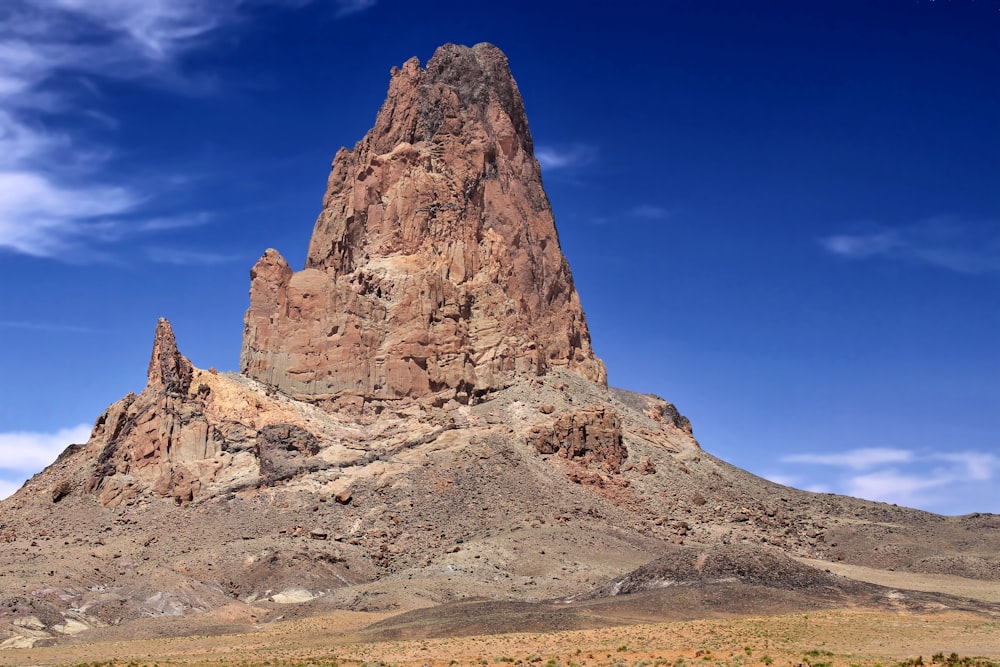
[535,144,598,171]
[335,0,378,17]
[0,320,97,333]
[0,0,376,262]
[782,447,915,470]
[144,246,238,266]
[0,423,92,500]
[631,205,672,220]
[821,217,1000,273]
[772,447,1000,515]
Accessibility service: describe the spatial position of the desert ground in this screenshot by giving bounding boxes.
[1,606,997,667]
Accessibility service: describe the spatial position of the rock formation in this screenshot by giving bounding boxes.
[86,319,229,505]
[2,43,998,652]
[241,43,605,411]
[529,406,627,473]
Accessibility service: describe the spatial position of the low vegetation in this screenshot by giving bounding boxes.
[3,610,994,667]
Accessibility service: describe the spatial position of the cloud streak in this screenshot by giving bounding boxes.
[0,320,97,333]
[335,0,378,17]
[631,205,672,220]
[0,423,92,499]
[0,0,230,259]
[821,217,1000,273]
[0,479,23,501]
[0,0,370,261]
[782,447,914,470]
[535,143,598,171]
[144,246,238,265]
[771,447,1000,515]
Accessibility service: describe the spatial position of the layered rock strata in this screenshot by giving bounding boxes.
[241,43,606,410]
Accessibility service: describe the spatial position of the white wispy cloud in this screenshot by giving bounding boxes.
[535,143,598,171]
[0,1,227,259]
[144,246,237,265]
[0,479,23,501]
[134,213,213,233]
[0,320,96,333]
[782,447,914,470]
[771,447,1000,515]
[335,0,377,17]
[0,0,370,261]
[762,472,800,488]
[0,171,139,258]
[821,217,1000,273]
[934,451,999,481]
[844,469,953,510]
[0,423,92,498]
[631,205,672,220]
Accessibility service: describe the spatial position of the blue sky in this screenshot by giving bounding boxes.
[1,0,997,515]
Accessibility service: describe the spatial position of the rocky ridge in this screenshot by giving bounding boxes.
[1,43,998,650]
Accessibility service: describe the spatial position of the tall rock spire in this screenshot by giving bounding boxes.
[241,43,605,411]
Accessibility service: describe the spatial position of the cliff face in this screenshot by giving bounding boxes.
[240,43,605,411]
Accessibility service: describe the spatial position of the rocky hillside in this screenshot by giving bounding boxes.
[1,43,997,650]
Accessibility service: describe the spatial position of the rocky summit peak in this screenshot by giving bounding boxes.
[147,317,193,397]
[241,43,606,411]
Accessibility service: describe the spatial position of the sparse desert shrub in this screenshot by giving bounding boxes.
[925,656,998,667]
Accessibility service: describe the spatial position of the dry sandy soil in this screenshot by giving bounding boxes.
[795,559,1000,604]
[1,606,997,667]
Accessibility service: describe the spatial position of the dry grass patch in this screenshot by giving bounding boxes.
[2,609,997,667]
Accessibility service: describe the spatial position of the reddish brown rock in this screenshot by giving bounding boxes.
[147,317,193,397]
[241,43,605,410]
[529,406,627,473]
[87,319,227,505]
[638,455,657,475]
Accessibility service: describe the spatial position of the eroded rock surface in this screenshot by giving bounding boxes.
[82,320,345,506]
[529,406,627,473]
[86,319,228,505]
[241,43,605,411]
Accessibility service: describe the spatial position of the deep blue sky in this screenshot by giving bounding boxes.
[1,0,997,514]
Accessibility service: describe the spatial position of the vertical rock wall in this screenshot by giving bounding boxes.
[241,43,605,410]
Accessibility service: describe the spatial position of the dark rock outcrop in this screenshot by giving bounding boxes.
[530,406,627,473]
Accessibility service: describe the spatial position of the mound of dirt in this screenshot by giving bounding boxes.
[583,543,854,598]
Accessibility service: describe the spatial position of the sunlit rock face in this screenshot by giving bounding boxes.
[240,43,606,412]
